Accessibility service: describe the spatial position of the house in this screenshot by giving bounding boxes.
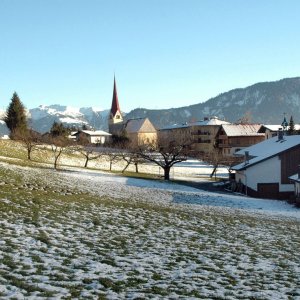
[159,123,191,144]
[259,124,300,139]
[231,134,300,199]
[72,130,111,144]
[123,118,157,147]
[289,168,300,200]
[158,116,230,156]
[108,77,157,147]
[217,124,264,156]
[190,117,231,156]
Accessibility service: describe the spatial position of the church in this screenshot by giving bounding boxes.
[108,77,157,147]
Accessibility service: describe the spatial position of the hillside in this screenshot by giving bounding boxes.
[1,77,300,135]
[125,77,300,128]
[0,140,299,299]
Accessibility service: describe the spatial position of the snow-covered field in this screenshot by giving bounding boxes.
[0,160,300,299]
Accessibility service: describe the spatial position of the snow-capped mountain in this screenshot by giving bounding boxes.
[27,105,110,133]
[0,110,9,136]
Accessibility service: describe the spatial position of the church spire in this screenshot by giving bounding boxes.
[109,75,123,128]
[110,76,121,117]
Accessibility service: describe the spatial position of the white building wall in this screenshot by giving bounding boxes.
[295,182,300,197]
[235,156,294,192]
[90,136,106,144]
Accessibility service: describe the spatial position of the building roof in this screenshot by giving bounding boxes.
[159,116,230,131]
[125,118,156,133]
[73,130,111,136]
[232,135,300,171]
[221,124,263,137]
[191,116,231,126]
[259,124,300,133]
[289,173,300,183]
[110,76,121,117]
[159,123,189,131]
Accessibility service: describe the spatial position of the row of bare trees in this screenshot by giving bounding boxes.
[11,126,192,179]
[11,126,243,180]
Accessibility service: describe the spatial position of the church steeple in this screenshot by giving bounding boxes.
[109,76,123,128]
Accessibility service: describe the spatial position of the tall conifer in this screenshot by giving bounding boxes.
[288,115,295,135]
[4,92,28,137]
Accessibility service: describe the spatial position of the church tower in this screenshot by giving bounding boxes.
[108,76,123,132]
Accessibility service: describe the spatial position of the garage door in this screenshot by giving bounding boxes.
[257,183,279,199]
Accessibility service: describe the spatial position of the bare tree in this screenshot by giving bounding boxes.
[104,149,123,171]
[80,146,102,168]
[12,129,42,160]
[44,135,73,170]
[121,151,145,173]
[136,137,191,180]
[75,134,103,168]
[201,149,243,179]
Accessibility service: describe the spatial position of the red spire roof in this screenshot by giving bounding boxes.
[110,76,121,117]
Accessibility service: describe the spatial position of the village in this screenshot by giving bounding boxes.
[1,1,300,299]
[1,87,300,299]
[2,77,300,204]
[63,77,300,203]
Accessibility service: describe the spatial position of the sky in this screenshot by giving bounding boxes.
[1,0,300,112]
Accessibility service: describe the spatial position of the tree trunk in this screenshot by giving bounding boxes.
[210,164,218,178]
[84,157,89,168]
[109,161,112,171]
[135,162,139,173]
[122,161,130,173]
[27,149,31,160]
[163,166,171,180]
[54,156,59,170]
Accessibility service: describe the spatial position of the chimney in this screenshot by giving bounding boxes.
[244,151,249,165]
[278,128,283,141]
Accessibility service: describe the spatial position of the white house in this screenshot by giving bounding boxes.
[231,134,300,199]
[289,170,300,199]
[72,130,111,144]
[259,124,300,139]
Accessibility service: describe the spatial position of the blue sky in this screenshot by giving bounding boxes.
[1,0,300,112]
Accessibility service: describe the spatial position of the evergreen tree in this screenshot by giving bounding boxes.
[288,115,295,135]
[50,121,70,137]
[4,92,28,137]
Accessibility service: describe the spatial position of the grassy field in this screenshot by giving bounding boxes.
[0,140,300,299]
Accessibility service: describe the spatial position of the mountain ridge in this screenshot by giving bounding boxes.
[1,77,300,135]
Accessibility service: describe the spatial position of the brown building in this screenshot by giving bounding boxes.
[190,117,231,156]
[158,123,191,144]
[217,124,264,156]
[123,118,157,147]
[158,116,230,156]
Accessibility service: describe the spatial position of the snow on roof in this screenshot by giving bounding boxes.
[221,124,263,137]
[191,117,231,126]
[159,117,230,130]
[260,125,283,132]
[260,124,300,132]
[159,123,189,130]
[232,135,300,170]
[289,173,300,183]
[74,130,111,136]
[125,118,156,133]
